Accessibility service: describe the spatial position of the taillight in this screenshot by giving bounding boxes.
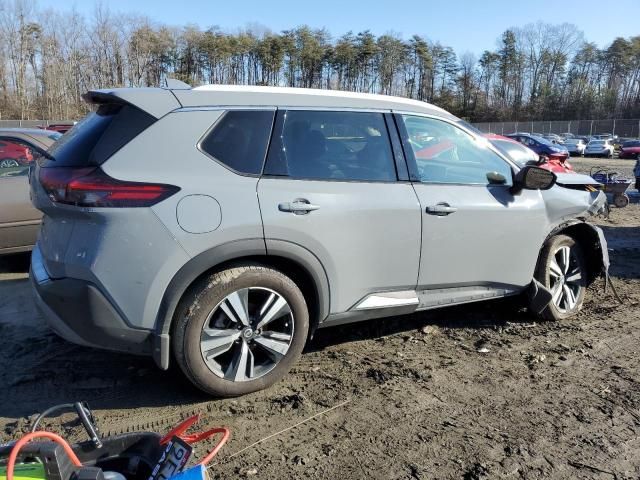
[39,167,179,207]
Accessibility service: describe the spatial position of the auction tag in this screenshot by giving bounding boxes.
[149,436,193,480]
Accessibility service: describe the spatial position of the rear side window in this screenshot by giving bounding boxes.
[0,137,36,177]
[46,103,155,167]
[200,110,275,175]
[264,110,397,182]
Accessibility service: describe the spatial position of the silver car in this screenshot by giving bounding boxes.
[30,85,609,396]
[585,139,615,157]
[0,128,61,255]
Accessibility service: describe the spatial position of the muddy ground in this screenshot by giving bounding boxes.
[2,158,639,479]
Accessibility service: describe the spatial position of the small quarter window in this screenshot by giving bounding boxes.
[200,110,275,175]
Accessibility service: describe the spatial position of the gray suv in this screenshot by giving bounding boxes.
[30,85,609,396]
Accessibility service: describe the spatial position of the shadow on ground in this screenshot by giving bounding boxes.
[0,290,531,420]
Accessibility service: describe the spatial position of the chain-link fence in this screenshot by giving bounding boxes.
[0,120,74,128]
[473,119,640,138]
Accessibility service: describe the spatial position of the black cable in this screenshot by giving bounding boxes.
[30,402,102,448]
[30,403,75,433]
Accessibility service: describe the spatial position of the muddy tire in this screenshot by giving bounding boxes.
[613,193,629,208]
[535,235,587,321]
[172,265,309,397]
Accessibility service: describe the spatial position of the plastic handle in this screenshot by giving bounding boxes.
[278,201,320,213]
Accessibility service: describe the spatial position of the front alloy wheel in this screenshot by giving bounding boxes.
[535,234,587,320]
[173,265,309,397]
[548,245,583,313]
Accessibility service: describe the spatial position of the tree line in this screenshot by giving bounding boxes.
[0,0,639,122]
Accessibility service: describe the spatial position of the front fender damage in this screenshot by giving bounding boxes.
[528,183,611,313]
[528,222,610,313]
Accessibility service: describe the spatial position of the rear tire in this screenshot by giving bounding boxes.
[534,235,587,321]
[172,265,309,397]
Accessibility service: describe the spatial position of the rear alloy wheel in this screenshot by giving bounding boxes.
[173,266,309,397]
[535,235,587,321]
[0,158,19,168]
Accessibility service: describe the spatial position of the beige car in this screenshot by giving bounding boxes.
[0,128,61,255]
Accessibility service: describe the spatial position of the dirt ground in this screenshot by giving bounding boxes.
[2,158,639,479]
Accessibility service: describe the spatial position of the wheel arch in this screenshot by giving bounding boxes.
[541,220,605,285]
[152,238,330,369]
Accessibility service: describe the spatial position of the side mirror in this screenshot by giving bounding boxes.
[486,171,507,185]
[512,166,556,193]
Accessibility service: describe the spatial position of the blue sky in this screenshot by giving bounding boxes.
[39,0,639,54]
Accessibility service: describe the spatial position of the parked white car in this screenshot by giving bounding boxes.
[585,139,614,158]
[564,138,586,156]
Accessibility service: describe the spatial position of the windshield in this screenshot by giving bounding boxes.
[623,140,640,147]
[455,119,482,135]
[490,139,538,168]
[564,139,579,144]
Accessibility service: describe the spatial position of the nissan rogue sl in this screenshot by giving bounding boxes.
[30,85,608,396]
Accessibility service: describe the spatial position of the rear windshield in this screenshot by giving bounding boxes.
[44,103,155,167]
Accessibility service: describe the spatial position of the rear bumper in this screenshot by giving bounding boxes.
[31,245,153,357]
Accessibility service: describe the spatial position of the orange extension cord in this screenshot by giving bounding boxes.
[6,431,83,480]
[159,415,230,466]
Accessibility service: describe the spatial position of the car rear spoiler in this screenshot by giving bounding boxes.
[82,88,182,119]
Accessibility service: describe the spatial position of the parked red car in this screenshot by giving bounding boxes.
[539,155,574,174]
[619,140,640,159]
[0,139,33,167]
[485,133,575,174]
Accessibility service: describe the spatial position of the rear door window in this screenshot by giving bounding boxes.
[0,137,36,177]
[199,110,275,175]
[264,110,397,182]
[45,103,155,167]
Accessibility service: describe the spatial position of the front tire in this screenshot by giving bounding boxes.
[172,265,309,397]
[535,235,587,321]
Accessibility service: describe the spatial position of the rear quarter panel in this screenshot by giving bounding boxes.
[101,110,267,329]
